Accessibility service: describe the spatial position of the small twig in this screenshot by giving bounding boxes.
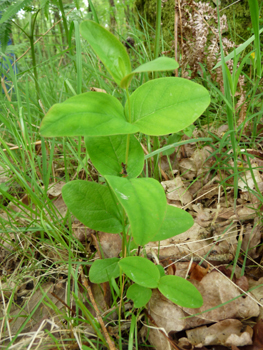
[49,291,75,317]
[91,233,102,259]
[174,2,178,77]
[178,0,183,63]
[182,185,218,209]
[80,266,117,350]
[2,140,42,152]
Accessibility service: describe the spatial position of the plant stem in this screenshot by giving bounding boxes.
[125,88,132,165]
[29,11,40,102]
[125,134,130,166]
[152,0,162,180]
[122,208,127,259]
[216,2,238,209]
[58,0,70,49]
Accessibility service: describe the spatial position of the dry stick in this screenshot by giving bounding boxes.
[2,140,42,152]
[178,0,183,68]
[80,266,117,350]
[1,76,12,103]
[174,2,178,77]
[140,142,169,181]
[5,8,75,75]
[91,233,103,259]
[182,185,218,209]
[49,291,76,316]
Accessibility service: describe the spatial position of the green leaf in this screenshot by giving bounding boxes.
[158,275,203,308]
[89,258,120,283]
[62,180,122,233]
[119,257,160,288]
[82,346,93,350]
[87,0,99,24]
[40,92,138,137]
[248,0,261,77]
[80,20,131,86]
[0,0,33,24]
[127,77,210,136]
[105,176,167,245]
[85,134,144,179]
[156,265,166,278]
[127,283,152,308]
[153,205,194,241]
[120,57,179,89]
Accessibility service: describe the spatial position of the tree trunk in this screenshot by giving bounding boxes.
[108,0,117,32]
[135,0,261,46]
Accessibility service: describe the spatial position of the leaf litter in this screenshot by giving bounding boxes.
[1,130,263,349]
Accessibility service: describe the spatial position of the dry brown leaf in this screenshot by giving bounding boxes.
[242,320,263,350]
[146,289,208,334]
[216,205,256,221]
[140,325,172,350]
[189,262,209,281]
[1,282,65,337]
[195,174,229,200]
[90,87,107,93]
[52,195,68,217]
[193,204,213,228]
[146,221,236,264]
[248,277,263,305]
[238,170,262,191]
[47,181,65,198]
[186,319,252,346]
[95,232,122,258]
[161,176,192,207]
[235,276,249,292]
[183,271,259,321]
[178,147,214,181]
[242,149,263,168]
[72,219,93,242]
[241,222,262,260]
[179,158,196,180]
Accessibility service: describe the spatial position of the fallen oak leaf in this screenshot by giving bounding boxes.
[242,319,263,350]
[189,262,209,282]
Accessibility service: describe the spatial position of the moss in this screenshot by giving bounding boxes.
[135,0,262,47]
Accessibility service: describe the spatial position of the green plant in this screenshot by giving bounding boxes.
[40,20,210,310]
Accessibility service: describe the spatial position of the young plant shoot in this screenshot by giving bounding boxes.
[40,20,210,309]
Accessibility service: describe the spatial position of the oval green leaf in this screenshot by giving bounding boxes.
[126,77,210,136]
[85,134,144,179]
[156,265,166,278]
[127,283,152,308]
[40,92,138,137]
[120,57,179,88]
[105,176,167,245]
[80,20,131,86]
[158,275,203,308]
[119,257,160,288]
[62,180,122,233]
[152,205,194,241]
[89,258,120,283]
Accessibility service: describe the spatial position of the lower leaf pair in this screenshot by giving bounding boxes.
[89,256,203,309]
